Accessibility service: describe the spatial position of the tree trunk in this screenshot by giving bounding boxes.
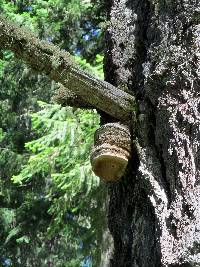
[104,0,200,266]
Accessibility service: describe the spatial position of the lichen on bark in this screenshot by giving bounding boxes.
[0,16,135,122]
[104,0,200,266]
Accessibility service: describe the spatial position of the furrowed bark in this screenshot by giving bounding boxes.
[104,0,200,266]
[0,16,135,122]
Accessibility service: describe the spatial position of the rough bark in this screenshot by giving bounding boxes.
[0,16,135,122]
[0,2,200,265]
[104,0,200,266]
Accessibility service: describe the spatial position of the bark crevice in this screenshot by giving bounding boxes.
[105,0,200,266]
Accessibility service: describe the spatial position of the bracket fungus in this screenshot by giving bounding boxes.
[90,123,131,181]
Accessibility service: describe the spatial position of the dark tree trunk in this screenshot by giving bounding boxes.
[104,0,200,266]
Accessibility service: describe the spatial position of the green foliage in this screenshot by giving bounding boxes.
[0,0,106,266]
[2,0,105,62]
[12,101,100,200]
[11,102,103,266]
[0,102,103,266]
[75,54,104,80]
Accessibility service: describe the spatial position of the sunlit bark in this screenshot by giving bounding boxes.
[0,16,134,121]
[104,0,200,266]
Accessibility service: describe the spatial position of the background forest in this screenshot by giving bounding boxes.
[0,1,106,266]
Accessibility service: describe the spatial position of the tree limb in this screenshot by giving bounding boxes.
[0,16,135,121]
[53,84,94,109]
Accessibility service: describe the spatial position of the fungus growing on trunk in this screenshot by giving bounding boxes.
[90,123,131,181]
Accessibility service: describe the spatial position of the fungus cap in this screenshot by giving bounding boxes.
[91,144,130,181]
[90,123,131,181]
